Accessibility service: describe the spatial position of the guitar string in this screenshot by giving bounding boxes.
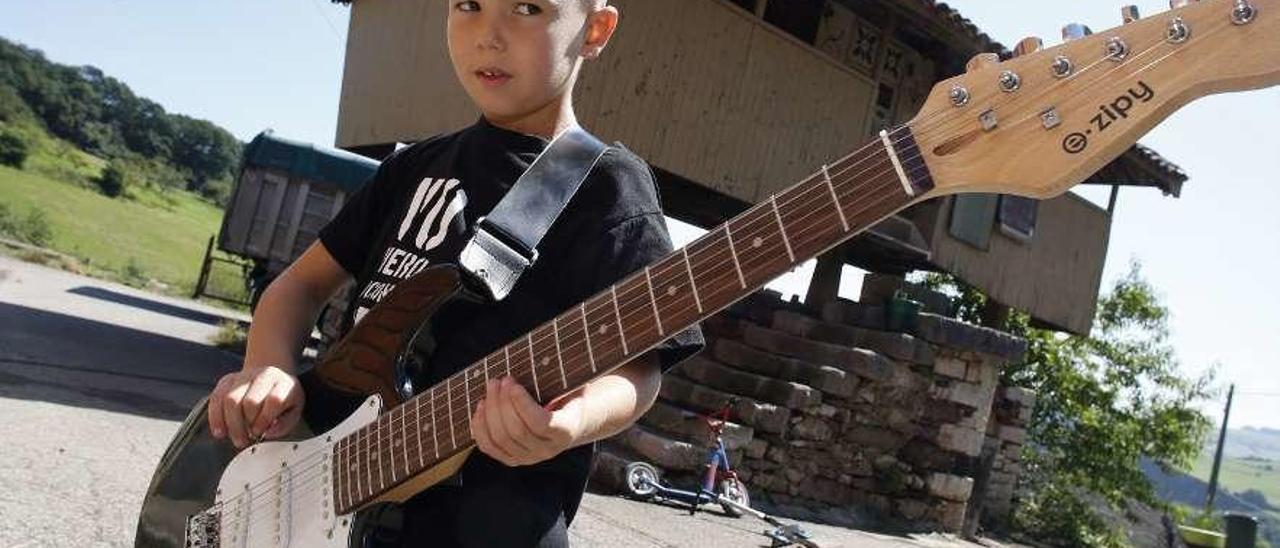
[213,16,1228,528]
[336,13,1228,511]
[219,152,909,529]
[414,8,1222,426]
[218,137,917,529]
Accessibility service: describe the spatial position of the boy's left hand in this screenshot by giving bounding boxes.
[471,376,586,466]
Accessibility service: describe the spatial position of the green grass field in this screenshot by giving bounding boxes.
[0,163,235,298]
[1190,453,1280,511]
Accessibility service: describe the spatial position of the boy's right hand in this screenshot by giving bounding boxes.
[208,365,304,449]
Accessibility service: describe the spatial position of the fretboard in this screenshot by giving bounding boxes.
[331,125,935,513]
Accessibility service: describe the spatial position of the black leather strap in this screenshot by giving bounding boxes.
[458,125,608,301]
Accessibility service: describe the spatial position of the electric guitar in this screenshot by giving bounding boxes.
[135,1,1280,545]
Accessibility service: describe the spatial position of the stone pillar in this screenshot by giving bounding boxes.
[803,250,843,309]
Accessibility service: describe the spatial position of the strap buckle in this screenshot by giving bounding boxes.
[458,217,539,302]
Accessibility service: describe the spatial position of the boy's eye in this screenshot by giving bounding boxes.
[455,1,479,12]
[514,2,542,15]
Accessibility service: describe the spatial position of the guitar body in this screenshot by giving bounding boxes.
[136,265,476,548]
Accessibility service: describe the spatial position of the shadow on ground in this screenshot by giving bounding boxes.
[0,301,241,420]
[67,285,249,329]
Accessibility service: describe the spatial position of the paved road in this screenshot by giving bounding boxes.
[0,255,999,548]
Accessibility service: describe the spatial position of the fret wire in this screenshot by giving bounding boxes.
[723,224,747,288]
[430,388,439,460]
[355,430,364,504]
[526,334,541,402]
[504,345,512,379]
[681,248,704,314]
[610,285,629,355]
[338,436,348,511]
[769,195,796,262]
[376,415,385,490]
[462,364,472,447]
[642,266,664,336]
[552,316,568,391]
[775,181,842,260]
[446,377,456,450]
[398,406,409,479]
[360,427,370,501]
[414,397,425,468]
[580,303,597,373]
[822,164,849,231]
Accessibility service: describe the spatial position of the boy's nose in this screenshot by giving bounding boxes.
[476,22,506,51]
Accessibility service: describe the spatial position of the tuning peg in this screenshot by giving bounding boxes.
[965,52,1000,72]
[1121,5,1140,23]
[1061,23,1093,42]
[1013,37,1044,57]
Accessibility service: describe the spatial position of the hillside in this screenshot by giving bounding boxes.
[1206,426,1280,461]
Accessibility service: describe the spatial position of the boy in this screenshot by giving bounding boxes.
[206,0,703,546]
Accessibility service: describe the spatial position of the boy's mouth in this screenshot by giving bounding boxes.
[475,68,512,86]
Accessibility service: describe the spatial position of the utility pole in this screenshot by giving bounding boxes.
[1205,384,1234,512]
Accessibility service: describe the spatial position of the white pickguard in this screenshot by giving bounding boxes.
[200,395,382,548]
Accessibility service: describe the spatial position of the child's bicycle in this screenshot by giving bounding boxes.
[621,398,819,548]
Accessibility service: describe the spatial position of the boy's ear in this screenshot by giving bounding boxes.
[580,5,619,60]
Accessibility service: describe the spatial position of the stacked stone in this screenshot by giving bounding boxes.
[977,385,1036,531]
[594,290,1026,533]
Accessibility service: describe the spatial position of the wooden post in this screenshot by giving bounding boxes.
[194,235,214,299]
[804,250,843,309]
[1206,384,1234,511]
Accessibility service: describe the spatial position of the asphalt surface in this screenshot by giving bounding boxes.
[0,254,1001,548]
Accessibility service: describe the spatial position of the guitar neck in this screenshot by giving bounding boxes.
[331,125,936,514]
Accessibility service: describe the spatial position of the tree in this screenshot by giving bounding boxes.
[924,263,1214,546]
[0,128,28,168]
[95,160,129,197]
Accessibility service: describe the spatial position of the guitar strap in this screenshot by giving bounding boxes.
[458,124,609,302]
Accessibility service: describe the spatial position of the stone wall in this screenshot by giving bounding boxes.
[593,290,1028,533]
[974,385,1037,532]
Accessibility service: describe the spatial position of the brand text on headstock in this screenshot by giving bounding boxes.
[1062,81,1156,154]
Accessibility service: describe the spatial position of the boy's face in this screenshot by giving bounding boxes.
[446,0,614,125]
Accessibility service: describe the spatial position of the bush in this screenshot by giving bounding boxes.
[0,128,29,168]
[0,204,55,247]
[95,160,129,197]
[0,203,14,236]
[210,319,248,354]
[200,177,233,207]
[122,256,148,286]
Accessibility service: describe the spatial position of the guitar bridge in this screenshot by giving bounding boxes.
[184,507,221,547]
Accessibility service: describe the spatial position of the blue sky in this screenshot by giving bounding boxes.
[2,0,1275,429]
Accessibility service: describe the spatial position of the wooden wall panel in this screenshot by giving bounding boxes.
[930,192,1111,335]
[336,0,877,204]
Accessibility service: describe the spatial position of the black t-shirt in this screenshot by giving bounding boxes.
[317,117,704,517]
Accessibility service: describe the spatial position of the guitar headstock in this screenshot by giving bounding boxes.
[909,0,1280,199]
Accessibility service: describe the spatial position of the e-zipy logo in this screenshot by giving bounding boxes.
[1061,81,1155,154]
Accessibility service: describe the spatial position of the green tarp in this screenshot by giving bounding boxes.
[241,131,379,193]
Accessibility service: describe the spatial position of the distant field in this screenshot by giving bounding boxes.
[1190,453,1280,504]
[0,164,240,300]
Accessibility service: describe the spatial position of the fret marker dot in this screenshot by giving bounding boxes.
[667,286,677,296]
[752,237,762,248]
[349,464,357,472]
[598,325,608,335]
[540,357,550,366]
